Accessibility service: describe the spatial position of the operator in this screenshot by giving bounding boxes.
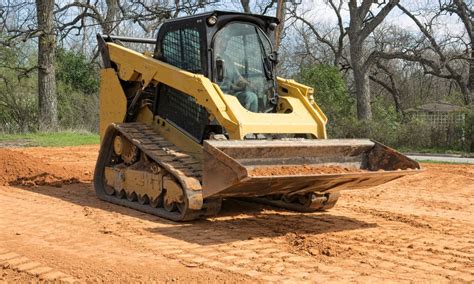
[214,35,258,112]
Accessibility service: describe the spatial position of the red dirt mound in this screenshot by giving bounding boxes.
[0,148,80,187]
[249,165,366,176]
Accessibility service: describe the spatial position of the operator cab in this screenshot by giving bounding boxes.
[214,22,276,112]
[154,11,279,113]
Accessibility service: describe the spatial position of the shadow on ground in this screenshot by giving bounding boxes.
[14,182,377,245]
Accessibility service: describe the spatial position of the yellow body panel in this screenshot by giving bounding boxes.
[104,167,162,199]
[104,43,328,141]
[99,68,127,142]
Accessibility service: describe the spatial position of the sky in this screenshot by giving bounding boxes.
[4,0,467,55]
[295,0,466,36]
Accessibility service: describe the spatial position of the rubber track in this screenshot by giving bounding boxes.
[94,122,218,221]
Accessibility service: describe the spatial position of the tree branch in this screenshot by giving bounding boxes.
[360,0,400,40]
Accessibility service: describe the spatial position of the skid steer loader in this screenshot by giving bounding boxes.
[94,11,420,221]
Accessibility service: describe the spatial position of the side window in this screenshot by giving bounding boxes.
[162,28,202,74]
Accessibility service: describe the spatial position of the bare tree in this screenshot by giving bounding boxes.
[347,0,400,120]
[288,0,347,67]
[274,0,286,49]
[401,1,471,105]
[369,1,472,106]
[369,61,403,114]
[37,0,58,131]
[54,0,124,39]
[289,0,400,119]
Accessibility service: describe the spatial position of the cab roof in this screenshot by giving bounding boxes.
[163,10,280,25]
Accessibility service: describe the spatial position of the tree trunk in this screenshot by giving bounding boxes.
[274,0,286,50]
[468,43,474,105]
[459,82,472,105]
[353,66,373,120]
[36,0,58,131]
[392,89,402,114]
[103,0,119,34]
[350,42,373,120]
[240,0,251,13]
[346,0,400,120]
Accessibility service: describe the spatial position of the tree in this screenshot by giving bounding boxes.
[369,61,403,114]
[299,64,351,122]
[289,0,400,120]
[391,1,472,105]
[0,42,37,132]
[347,0,400,120]
[288,0,347,68]
[239,0,251,13]
[274,0,286,50]
[37,0,58,131]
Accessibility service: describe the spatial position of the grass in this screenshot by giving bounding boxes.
[398,146,473,157]
[415,159,471,165]
[0,131,99,147]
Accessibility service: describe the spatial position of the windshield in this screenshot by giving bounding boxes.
[214,22,274,113]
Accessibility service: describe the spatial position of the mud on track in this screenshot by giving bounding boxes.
[0,145,473,283]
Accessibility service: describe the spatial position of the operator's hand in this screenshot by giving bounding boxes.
[235,77,250,89]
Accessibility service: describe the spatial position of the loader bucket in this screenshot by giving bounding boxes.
[202,139,421,198]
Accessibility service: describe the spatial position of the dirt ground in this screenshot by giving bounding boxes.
[0,145,473,283]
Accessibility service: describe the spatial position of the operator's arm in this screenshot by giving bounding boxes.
[226,58,250,91]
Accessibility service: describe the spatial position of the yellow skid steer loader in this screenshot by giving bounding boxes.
[94,11,420,221]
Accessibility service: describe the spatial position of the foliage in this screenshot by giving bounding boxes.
[57,82,99,132]
[56,48,99,95]
[298,64,354,137]
[55,49,100,132]
[0,41,38,133]
[299,64,471,152]
[464,108,474,152]
[0,45,100,133]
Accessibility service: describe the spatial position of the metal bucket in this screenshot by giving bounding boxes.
[202,139,420,198]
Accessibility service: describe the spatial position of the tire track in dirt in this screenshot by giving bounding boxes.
[0,186,250,283]
[2,185,472,283]
[0,249,78,283]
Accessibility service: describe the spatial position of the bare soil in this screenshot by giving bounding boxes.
[249,165,365,176]
[0,145,473,283]
[0,148,88,187]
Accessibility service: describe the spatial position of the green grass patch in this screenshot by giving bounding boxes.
[398,146,473,157]
[415,159,471,165]
[0,131,99,147]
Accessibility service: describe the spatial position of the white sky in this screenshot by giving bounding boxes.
[295,0,466,36]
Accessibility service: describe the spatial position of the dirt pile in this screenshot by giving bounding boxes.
[0,148,81,187]
[249,165,366,176]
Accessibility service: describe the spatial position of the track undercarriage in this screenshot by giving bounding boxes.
[94,123,342,221]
